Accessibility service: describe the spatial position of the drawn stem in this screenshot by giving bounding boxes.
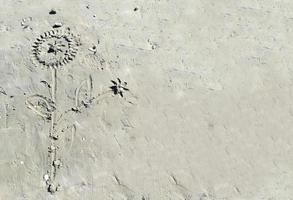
[50,67,57,138]
[51,67,57,104]
[49,67,57,182]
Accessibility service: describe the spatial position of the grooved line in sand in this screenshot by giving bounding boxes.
[49,67,57,185]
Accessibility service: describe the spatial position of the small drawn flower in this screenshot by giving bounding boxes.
[110,78,129,97]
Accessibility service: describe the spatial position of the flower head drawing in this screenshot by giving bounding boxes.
[110,78,129,97]
[32,28,80,68]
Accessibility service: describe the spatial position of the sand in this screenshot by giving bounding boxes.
[0,0,293,199]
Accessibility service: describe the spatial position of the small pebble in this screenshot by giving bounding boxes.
[49,9,57,15]
[48,184,57,194]
[53,22,62,28]
[52,134,59,140]
[88,45,97,53]
[43,174,49,181]
[48,145,56,152]
[53,159,61,167]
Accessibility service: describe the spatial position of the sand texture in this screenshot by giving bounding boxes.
[0,0,293,199]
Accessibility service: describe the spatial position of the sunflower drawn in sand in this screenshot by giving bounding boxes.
[27,27,134,194]
[31,28,80,68]
[27,27,81,194]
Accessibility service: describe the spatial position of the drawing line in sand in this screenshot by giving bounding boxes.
[26,27,133,194]
[27,27,81,193]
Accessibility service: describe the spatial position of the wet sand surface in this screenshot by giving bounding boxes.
[0,0,293,199]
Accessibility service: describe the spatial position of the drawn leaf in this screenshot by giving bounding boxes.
[25,94,55,119]
[74,75,93,109]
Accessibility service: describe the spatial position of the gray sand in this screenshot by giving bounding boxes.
[0,0,293,199]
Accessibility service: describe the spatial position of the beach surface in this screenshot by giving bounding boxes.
[0,0,293,199]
